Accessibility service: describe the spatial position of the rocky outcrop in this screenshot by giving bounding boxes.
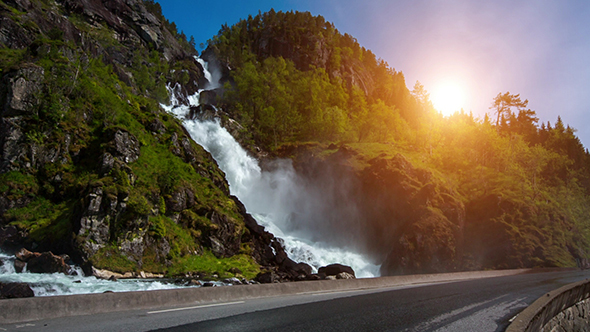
[1,65,44,117]
[106,129,140,164]
[0,282,34,299]
[0,66,44,173]
[14,248,73,274]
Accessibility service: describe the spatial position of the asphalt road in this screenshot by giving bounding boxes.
[1,269,588,332]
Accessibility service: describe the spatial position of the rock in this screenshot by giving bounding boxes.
[255,271,278,284]
[107,129,140,164]
[26,251,72,274]
[188,279,202,286]
[202,282,215,287]
[0,225,23,249]
[325,275,337,280]
[99,152,116,175]
[294,262,313,276]
[198,90,217,106]
[13,260,26,273]
[318,264,355,278]
[0,282,35,299]
[15,248,40,261]
[148,119,166,134]
[1,65,44,117]
[223,277,242,285]
[336,272,355,280]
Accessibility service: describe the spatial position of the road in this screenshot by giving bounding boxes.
[0,269,588,332]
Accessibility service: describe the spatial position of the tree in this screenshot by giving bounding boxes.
[490,92,528,131]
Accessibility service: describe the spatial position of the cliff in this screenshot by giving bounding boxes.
[0,0,308,281]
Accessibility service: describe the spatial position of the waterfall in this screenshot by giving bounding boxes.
[164,58,380,278]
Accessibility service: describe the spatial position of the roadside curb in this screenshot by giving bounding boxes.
[505,276,590,332]
[1,268,533,324]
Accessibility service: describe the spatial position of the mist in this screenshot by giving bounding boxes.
[164,57,381,276]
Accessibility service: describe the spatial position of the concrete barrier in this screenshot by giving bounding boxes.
[0,268,532,324]
[506,277,590,332]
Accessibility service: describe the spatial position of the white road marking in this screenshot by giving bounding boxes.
[147,301,245,314]
[15,323,35,328]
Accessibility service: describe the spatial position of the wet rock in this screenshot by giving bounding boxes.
[188,279,202,286]
[26,251,72,274]
[336,272,355,280]
[202,282,215,287]
[255,271,278,284]
[223,277,242,285]
[0,282,34,299]
[15,248,39,262]
[318,264,355,278]
[199,90,217,106]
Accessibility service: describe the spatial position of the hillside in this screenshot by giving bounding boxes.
[1,2,589,280]
[0,0,308,281]
[205,10,590,274]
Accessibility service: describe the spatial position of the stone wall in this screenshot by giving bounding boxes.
[506,278,590,332]
[541,298,590,332]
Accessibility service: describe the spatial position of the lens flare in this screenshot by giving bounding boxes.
[431,81,466,116]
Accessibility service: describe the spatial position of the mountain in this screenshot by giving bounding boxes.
[204,10,590,274]
[0,0,308,281]
[2,1,589,280]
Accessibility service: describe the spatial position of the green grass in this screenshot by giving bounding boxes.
[90,245,139,273]
[168,250,260,280]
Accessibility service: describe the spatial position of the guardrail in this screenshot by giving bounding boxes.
[0,268,530,324]
[506,278,590,332]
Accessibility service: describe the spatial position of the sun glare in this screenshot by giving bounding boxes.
[431,82,466,116]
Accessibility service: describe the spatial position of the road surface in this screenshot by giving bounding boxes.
[0,269,588,332]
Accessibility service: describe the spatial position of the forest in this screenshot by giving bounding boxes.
[206,9,590,271]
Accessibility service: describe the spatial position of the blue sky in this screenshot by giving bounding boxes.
[157,0,590,148]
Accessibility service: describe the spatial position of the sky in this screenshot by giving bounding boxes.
[157,0,590,148]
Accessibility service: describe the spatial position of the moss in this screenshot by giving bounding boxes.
[90,245,138,273]
[0,171,39,198]
[168,250,260,280]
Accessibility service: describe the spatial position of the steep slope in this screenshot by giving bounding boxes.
[0,0,306,281]
[206,10,590,275]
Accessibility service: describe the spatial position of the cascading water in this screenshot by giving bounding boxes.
[164,58,380,277]
[0,250,189,296]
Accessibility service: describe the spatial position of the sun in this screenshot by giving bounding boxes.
[431,81,466,116]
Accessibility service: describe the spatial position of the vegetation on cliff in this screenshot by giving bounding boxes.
[207,10,590,274]
[0,0,296,281]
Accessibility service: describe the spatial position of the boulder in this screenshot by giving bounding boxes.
[26,251,72,274]
[15,247,40,261]
[318,264,355,278]
[0,282,34,299]
[255,271,278,284]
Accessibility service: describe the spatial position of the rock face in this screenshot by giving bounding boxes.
[0,0,314,282]
[0,282,35,299]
